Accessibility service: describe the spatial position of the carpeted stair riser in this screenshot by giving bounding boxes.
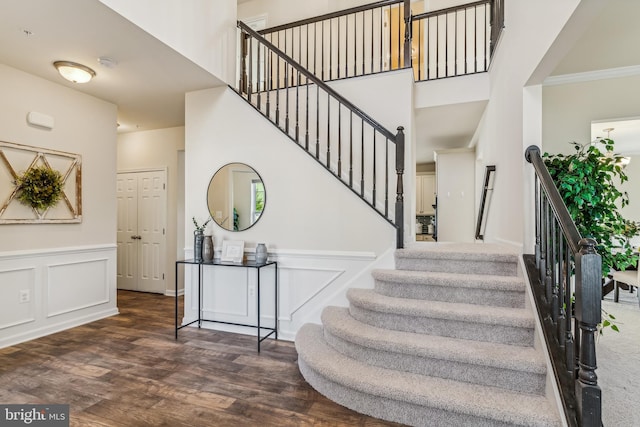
[348,304,534,346]
[298,358,517,427]
[372,269,525,308]
[321,307,546,394]
[394,248,519,276]
[347,288,535,346]
[297,324,560,427]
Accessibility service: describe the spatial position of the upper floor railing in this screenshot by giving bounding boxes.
[237,21,405,249]
[256,0,503,84]
[525,146,602,427]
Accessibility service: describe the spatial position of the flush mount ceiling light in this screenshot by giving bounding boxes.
[53,60,96,83]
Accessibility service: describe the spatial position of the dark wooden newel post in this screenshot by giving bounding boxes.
[574,238,602,427]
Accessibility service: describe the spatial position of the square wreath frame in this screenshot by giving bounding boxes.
[0,141,82,224]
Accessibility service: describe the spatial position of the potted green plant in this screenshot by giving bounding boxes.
[544,139,638,333]
[544,139,638,275]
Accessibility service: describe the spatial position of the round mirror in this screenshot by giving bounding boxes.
[207,163,266,231]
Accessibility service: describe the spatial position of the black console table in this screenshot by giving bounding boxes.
[175,259,278,352]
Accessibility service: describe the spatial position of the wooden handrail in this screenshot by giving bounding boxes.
[259,0,403,34]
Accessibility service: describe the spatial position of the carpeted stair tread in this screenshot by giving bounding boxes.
[297,324,560,427]
[322,306,545,375]
[397,244,519,263]
[347,288,534,328]
[373,269,525,291]
[395,244,519,276]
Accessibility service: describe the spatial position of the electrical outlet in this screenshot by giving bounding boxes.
[19,289,30,303]
[248,286,255,297]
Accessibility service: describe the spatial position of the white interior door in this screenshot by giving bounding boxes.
[116,170,167,293]
[116,174,138,291]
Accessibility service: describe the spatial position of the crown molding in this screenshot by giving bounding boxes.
[543,65,640,87]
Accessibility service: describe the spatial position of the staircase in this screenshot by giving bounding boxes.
[296,243,562,426]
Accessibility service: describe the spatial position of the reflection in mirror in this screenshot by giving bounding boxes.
[207,163,265,231]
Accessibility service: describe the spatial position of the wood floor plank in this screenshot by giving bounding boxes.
[0,290,403,426]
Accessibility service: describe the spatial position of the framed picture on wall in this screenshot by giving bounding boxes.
[221,240,244,263]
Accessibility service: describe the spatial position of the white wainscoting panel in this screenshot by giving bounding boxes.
[0,245,118,349]
[47,258,110,317]
[181,247,395,341]
[0,267,36,330]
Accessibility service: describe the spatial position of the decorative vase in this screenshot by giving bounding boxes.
[194,230,204,262]
[255,243,268,264]
[202,235,214,262]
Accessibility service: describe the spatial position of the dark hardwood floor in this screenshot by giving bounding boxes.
[0,290,403,426]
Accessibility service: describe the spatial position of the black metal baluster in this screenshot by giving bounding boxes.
[326,93,331,168]
[445,12,448,77]
[484,3,488,71]
[551,219,559,326]
[372,129,377,208]
[276,37,280,125]
[314,23,318,78]
[330,18,333,80]
[539,195,547,297]
[337,102,343,177]
[417,20,422,80]
[362,11,366,75]
[285,63,289,134]
[370,8,374,74]
[379,7,383,72]
[474,5,478,73]
[426,17,430,79]
[436,16,439,78]
[544,200,553,304]
[464,9,468,74]
[349,112,353,186]
[345,16,349,77]
[306,24,309,81]
[397,4,401,69]
[316,85,320,159]
[361,118,365,197]
[305,75,309,150]
[256,41,262,110]
[337,17,340,79]
[454,11,458,76]
[266,48,271,119]
[564,245,575,374]
[248,36,253,102]
[354,12,358,76]
[385,137,389,216]
[295,70,300,143]
[557,232,566,349]
[322,21,325,80]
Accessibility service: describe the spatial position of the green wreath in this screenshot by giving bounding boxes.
[16,165,64,210]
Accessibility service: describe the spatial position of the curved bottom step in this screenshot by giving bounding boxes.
[296,324,560,427]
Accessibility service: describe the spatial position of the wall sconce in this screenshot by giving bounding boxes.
[53,61,96,83]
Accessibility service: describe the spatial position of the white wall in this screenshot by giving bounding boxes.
[184,69,413,339]
[472,0,582,250]
[117,126,185,295]
[0,64,118,348]
[99,0,237,84]
[542,75,640,225]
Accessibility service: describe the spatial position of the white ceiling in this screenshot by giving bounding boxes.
[0,0,224,133]
[1,0,635,149]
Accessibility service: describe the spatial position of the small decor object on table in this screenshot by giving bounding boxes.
[255,243,268,264]
[192,216,211,262]
[221,240,245,263]
[202,235,214,262]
